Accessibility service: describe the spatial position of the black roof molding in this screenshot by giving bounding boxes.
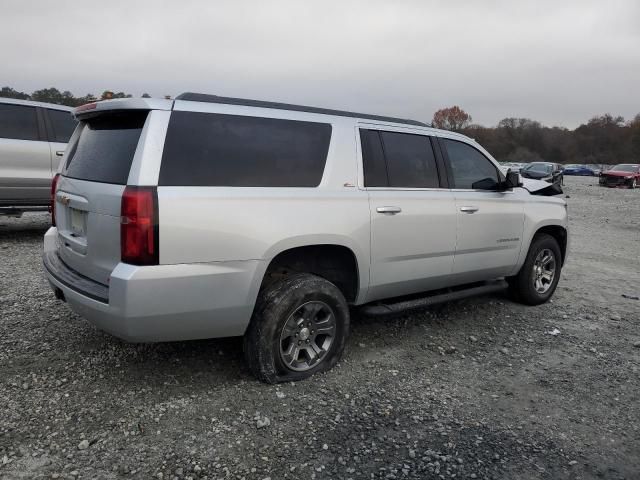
[175,92,429,127]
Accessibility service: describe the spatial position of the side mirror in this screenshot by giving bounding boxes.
[504,169,522,190]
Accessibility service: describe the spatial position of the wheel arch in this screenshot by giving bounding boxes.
[257,242,363,304]
[245,235,369,313]
[532,224,568,265]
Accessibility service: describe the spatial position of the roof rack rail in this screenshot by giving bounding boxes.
[175,92,429,127]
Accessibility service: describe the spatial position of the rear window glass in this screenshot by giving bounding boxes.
[0,103,39,141]
[47,108,77,143]
[64,111,148,185]
[159,111,332,187]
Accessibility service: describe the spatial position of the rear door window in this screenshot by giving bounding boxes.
[360,129,440,188]
[159,112,332,187]
[381,131,439,188]
[47,108,77,143]
[64,111,148,185]
[359,129,388,187]
[0,103,39,141]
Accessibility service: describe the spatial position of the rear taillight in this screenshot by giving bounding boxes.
[50,174,60,226]
[120,186,158,266]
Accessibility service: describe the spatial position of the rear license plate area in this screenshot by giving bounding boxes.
[69,208,87,237]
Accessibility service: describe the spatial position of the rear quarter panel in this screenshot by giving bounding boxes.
[154,112,371,303]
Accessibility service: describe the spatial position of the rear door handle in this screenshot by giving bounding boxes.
[459,206,479,213]
[376,206,402,215]
[55,151,64,156]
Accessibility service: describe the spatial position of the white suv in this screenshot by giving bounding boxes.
[43,93,568,383]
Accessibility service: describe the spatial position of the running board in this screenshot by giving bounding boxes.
[359,279,508,317]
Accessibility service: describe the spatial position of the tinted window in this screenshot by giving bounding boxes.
[443,139,500,189]
[159,112,332,187]
[48,109,77,143]
[380,131,439,188]
[64,111,147,185]
[0,103,39,141]
[360,129,388,187]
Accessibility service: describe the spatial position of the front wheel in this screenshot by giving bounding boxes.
[508,233,562,305]
[244,273,350,383]
[631,178,637,189]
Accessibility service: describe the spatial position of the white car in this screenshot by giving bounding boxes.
[43,93,568,383]
[0,98,76,215]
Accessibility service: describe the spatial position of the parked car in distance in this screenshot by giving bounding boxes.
[0,98,77,216]
[598,164,640,188]
[43,93,569,383]
[562,164,597,176]
[520,162,563,186]
[500,162,527,173]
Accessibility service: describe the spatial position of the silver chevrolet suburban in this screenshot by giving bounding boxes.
[43,93,568,383]
[0,98,76,215]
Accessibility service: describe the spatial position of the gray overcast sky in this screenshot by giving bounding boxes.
[1,0,638,128]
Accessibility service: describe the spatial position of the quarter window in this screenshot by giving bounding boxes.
[159,112,332,187]
[443,139,500,190]
[0,103,39,141]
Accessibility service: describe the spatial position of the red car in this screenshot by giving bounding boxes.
[598,164,640,188]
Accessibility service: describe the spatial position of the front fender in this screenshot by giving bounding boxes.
[510,198,568,275]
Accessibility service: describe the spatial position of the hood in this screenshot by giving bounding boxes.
[521,177,563,196]
[601,170,636,177]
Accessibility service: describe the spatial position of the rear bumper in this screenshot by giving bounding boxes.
[43,227,260,342]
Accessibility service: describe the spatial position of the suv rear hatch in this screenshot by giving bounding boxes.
[54,110,149,285]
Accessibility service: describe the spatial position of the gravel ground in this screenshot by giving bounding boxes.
[1,176,639,480]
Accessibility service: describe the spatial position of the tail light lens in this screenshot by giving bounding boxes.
[120,186,159,265]
[50,174,60,226]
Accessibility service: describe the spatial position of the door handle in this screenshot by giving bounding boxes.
[459,206,479,213]
[55,151,64,156]
[376,206,402,215]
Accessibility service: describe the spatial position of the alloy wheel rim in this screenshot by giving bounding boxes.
[533,248,556,294]
[279,301,336,372]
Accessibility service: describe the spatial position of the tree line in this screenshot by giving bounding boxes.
[0,86,158,107]
[433,106,640,165]
[2,86,638,165]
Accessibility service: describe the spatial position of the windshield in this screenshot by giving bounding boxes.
[609,164,638,173]
[524,163,552,174]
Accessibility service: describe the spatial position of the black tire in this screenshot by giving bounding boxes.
[243,273,350,384]
[508,233,562,306]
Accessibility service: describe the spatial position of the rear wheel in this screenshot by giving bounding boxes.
[244,273,349,383]
[508,233,562,305]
